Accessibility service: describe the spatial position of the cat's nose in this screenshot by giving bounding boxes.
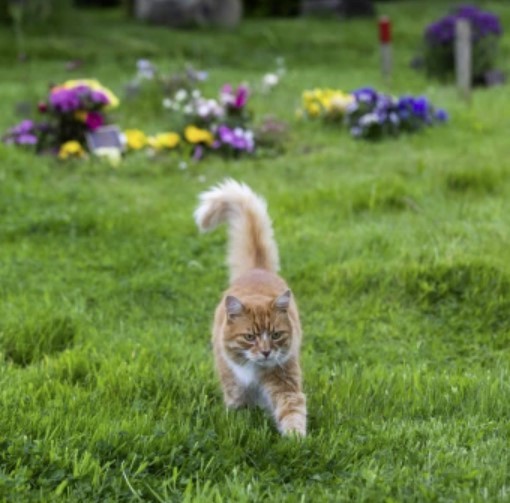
[261,350,271,358]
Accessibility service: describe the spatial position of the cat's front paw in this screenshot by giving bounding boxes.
[279,414,306,437]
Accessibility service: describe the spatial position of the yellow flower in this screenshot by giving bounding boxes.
[302,88,353,119]
[124,129,148,150]
[148,132,181,150]
[58,141,86,160]
[306,102,321,117]
[184,125,214,146]
[74,110,87,122]
[62,79,120,109]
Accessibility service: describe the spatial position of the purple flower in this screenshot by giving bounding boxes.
[435,109,449,122]
[214,124,254,152]
[16,133,38,145]
[91,90,109,105]
[10,119,34,135]
[411,96,429,118]
[234,86,249,108]
[221,84,232,95]
[218,125,234,143]
[3,119,39,146]
[352,87,378,103]
[85,111,104,130]
[73,85,91,95]
[192,145,204,160]
[137,59,156,80]
[425,5,502,45]
[50,88,81,113]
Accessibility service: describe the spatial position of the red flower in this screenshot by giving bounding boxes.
[85,111,104,131]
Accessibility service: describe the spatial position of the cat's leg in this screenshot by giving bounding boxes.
[217,362,248,409]
[262,366,307,436]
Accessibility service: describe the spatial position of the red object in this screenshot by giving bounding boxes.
[37,102,47,113]
[379,16,392,44]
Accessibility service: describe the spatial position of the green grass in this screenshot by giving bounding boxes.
[2,2,510,501]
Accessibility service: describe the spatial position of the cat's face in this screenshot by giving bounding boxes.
[222,291,293,367]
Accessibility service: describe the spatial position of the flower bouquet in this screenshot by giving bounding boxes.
[3,79,119,159]
[422,5,503,85]
[161,82,258,160]
[345,87,448,140]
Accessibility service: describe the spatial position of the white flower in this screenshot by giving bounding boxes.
[163,98,173,109]
[197,104,209,117]
[359,113,379,127]
[183,104,193,115]
[330,96,353,111]
[175,89,188,102]
[178,161,188,170]
[192,89,201,99]
[263,73,279,89]
[94,147,122,167]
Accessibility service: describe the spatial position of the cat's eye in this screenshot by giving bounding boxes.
[271,331,285,340]
[244,333,255,342]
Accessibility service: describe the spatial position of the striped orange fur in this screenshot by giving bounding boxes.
[195,179,306,436]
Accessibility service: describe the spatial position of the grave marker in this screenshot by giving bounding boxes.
[455,18,472,101]
[379,16,392,82]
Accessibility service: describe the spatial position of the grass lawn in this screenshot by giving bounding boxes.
[1,1,510,501]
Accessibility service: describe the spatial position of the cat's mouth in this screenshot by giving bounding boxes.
[253,357,279,368]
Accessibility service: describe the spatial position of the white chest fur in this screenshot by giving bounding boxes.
[227,359,258,387]
[225,357,271,410]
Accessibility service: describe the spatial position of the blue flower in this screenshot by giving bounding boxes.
[352,87,378,103]
[435,109,449,122]
[411,97,429,118]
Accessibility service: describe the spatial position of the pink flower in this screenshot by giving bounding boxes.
[221,84,232,95]
[234,86,249,108]
[85,111,104,131]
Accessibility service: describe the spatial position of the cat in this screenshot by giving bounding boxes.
[194,179,306,436]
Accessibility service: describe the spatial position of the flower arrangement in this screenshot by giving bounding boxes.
[122,59,287,161]
[345,87,448,140]
[160,82,258,159]
[423,5,503,84]
[122,125,215,159]
[3,79,119,159]
[3,61,288,165]
[163,88,225,129]
[300,88,354,121]
[299,86,448,141]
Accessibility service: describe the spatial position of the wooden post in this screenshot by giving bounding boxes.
[379,16,392,83]
[455,18,472,102]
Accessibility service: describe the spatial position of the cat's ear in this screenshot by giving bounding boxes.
[274,289,292,311]
[225,295,245,320]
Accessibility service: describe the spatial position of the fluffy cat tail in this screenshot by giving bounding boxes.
[194,179,280,281]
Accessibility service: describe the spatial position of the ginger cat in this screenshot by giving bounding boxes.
[194,179,306,436]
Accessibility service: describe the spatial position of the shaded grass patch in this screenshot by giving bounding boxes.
[445,165,506,195]
[0,315,77,366]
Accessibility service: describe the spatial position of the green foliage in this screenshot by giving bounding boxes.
[1,1,510,500]
[424,35,500,83]
[7,0,73,30]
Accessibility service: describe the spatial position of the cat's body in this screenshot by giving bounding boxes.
[195,180,306,436]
